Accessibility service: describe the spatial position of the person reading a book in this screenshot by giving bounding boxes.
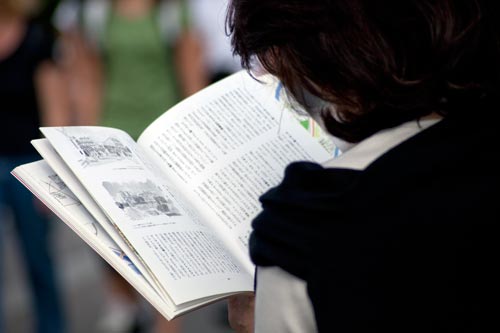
[226,0,500,332]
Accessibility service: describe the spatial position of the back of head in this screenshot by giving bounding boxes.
[228,0,500,142]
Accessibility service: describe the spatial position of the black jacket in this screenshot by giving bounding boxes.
[250,113,499,332]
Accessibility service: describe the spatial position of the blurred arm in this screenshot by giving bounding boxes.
[175,29,209,97]
[35,59,72,126]
[63,32,103,126]
[36,31,104,127]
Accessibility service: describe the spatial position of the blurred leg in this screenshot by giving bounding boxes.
[98,267,143,332]
[99,266,182,333]
[153,312,181,333]
[0,214,3,333]
[8,155,65,333]
[0,157,9,333]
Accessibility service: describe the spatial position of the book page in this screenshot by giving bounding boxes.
[11,160,229,319]
[11,160,174,317]
[31,138,166,300]
[138,71,333,270]
[40,127,253,305]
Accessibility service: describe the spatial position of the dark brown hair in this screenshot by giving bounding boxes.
[228,0,500,142]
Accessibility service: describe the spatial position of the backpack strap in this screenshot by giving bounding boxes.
[81,0,110,49]
[157,0,190,44]
[52,0,109,49]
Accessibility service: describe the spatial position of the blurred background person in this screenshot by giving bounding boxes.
[187,0,241,84]
[52,0,207,331]
[54,0,207,138]
[0,0,70,332]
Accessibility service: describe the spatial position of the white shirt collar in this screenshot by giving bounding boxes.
[322,115,443,170]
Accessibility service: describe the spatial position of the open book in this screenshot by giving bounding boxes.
[11,71,336,320]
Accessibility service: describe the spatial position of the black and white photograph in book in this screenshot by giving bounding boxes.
[58,128,139,168]
[102,180,181,220]
[75,136,135,168]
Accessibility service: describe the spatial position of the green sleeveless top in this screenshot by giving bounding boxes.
[101,8,181,139]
